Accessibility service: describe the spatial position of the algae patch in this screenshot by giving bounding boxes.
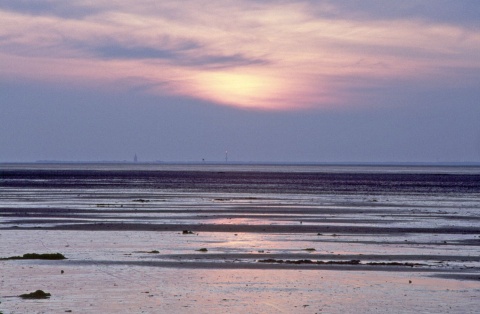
[19,290,51,299]
[1,253,66,260]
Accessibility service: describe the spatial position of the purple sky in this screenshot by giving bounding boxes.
[1,1,479,162]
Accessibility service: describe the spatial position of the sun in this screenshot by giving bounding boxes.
[193,71,284,110]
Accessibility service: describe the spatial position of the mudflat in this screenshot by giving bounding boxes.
[1,164,479,313]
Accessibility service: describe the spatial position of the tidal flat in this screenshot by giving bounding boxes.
[1,163,479,313]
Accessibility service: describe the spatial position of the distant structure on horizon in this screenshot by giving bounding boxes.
[134,154,138,163]
[225,151,228,163]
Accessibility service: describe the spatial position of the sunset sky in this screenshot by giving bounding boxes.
[1,1,479,163]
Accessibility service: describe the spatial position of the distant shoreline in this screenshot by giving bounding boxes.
[2,160,480,167]
[2,161,480,176]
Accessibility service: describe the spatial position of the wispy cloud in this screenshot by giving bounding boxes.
[1,0,479,110]
[315,0,480,27]
[91,41,199,61]
[0,0,99,19]
[89,42,267,69]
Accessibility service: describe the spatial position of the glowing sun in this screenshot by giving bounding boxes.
[193,71,285,110]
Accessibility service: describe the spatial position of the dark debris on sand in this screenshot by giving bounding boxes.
[257,259,424,267]
[1,253,66,260]
[19,290,51,299]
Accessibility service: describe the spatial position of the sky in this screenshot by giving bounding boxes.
[1,0,479,163]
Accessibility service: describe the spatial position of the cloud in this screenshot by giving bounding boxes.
[89,42,268,69]
[92,42,196,61]
[310,0,480,27]
[0,1,479,110]
[0,0,98,19]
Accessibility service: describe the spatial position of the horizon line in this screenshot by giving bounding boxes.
[1,160,480,167]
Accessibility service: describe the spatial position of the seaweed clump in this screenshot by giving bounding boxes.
[366,262,423,267]
[258,259,361,265]
[19,290,51,299]
[1,253,66,260]
[257,259,424,267]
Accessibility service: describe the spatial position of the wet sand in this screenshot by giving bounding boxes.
[2,213,479,313]
[2,260,479,313]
